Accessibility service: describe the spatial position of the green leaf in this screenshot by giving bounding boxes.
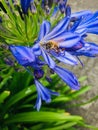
[4,85,36,112]
[0,91,10,103]
[68,85,91,98]
[0,76,12,89]
[1,0,16,25]
[2,127,8,130]
[73,95,98,107]
[53,95,71,103]
[29,123,43,130]
[78,76,87,82]
[5,111,83,124]
[45,122,77,130]
[79,121,98,130]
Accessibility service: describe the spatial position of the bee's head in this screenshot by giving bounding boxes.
[46,41,52,50]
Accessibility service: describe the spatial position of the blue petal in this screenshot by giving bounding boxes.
[32,43,42,56]
[38,21,51,41]
[34,79,59,111]
[66,5,71,17]
[54,66,80,90]
[34,93,42,111]
[44,17,70,40]
[87,28,98,34]
[75,28,87,36]
[41,48,56,69]
[47,89,59,96]
[9,45,35,66]
[56,33,80,48]
[41,0,46,8]
[73,42,98,57]
[71,10,92,19]
[50,50,78,65]
[87,20,98,28]
[70,18,82,32]
[37,82,51,103]
[20,0,31,14]
[34,80,50,111]
[59,0,67,13]
[83,11,98,24]
[67,41,84,51]
[75,11,98,34]
[86,20,98,34]
[48,19,70,40]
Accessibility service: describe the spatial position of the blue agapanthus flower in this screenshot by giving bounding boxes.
[20,0,68,15]
[8,1,98,111]
[20,0,32,14]
[31,9,81,90]
[9,10,84,109]
[31,12,81,90]
[73,11,98,35]
[52,0,67,13]
[66,10,98,57]
[9,39,80,110]
[20,0,50,14]
[32,13,80,67]
[58,0,67,13]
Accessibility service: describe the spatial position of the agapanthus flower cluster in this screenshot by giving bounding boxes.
[20,0,68,15]
[1,0,98,111]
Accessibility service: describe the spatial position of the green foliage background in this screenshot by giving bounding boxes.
[0,1,98,130]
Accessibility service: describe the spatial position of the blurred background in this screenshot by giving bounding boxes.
[0,0,98,129]
[67,0,98,129]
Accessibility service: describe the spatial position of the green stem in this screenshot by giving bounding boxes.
[24,15,29,43]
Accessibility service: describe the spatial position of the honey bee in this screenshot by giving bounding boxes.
[45,40,60,53]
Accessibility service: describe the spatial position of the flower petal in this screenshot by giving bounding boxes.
[45,17,70,40]
[20,0,31,14]
[41,48,56,69]
[59,0,67,13]
[70,17,82,32]
[9,45,35,66]
[47,89,59,96]
[73,42,98,57]
[32,43,42,56]
[50,50,78,65]
[66,5,71,17]
[56,33,80,48]
[34,93,42,111]
[54,66,80,90]
[75,11,98,35]
[75,28,87,36]
[71,10,92,19]
[34,79,59,111]
[38,21,51,41]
